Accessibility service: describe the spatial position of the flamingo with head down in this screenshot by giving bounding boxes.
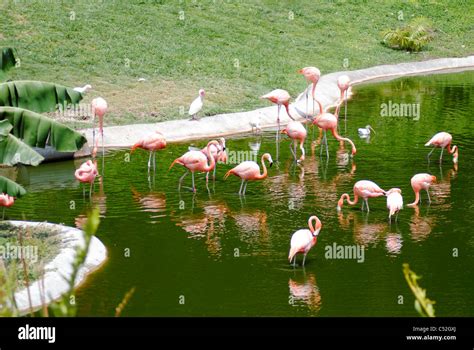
[407,173,437,207]
[131,131,167,172]
[337,180,386,212]
[0,194,15,219]
[425,132,459,164]
[281,121,307,163]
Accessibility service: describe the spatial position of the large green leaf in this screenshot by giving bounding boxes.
[0,48,16,72]
[0,176,26,197]
[0,81,83,113]
[0,120,44,166]
[0,107,87,152]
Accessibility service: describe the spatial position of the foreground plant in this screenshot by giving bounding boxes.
[403,263,436,317]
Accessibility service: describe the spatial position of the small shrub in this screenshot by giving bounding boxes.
[382,17,435,52]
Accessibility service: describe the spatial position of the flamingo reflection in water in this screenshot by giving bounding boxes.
[289,272,321,313]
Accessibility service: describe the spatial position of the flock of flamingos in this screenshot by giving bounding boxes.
[38,66,461,267]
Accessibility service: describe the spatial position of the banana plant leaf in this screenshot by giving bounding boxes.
[0,48,16,72]
[0,107,87,152]
[0,120,44,166]
[0,81,83,113]
[0,175,26,197]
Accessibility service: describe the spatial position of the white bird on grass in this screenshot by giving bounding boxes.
[189,89,205,120]
[73,84,92,94]
[358,125,376,138]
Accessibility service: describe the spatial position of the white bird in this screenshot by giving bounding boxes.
[249,114,261,134]
[73,84,92,94]
[386,188,403,222]
[288,216,322,267]
[358,125,376,138]
[189,89,205,120]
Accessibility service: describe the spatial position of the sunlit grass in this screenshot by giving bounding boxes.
[0,0,472,125]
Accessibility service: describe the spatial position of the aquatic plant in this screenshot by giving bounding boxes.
[403,263,436,317]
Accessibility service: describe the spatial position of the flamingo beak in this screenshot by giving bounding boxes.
[269,162,273,168]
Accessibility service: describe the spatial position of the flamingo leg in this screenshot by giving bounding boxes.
[102,132,104,158]
[2,207,5,220]
[289,142,297,162]
[293,255,297,267]
[361,200,365,211]
[427,147,435,161]
[320,132,325,157]
[276,104,281,162]
[243,181,248,195]
[206,171,209,183]
[213,162,217,180]
[294,142,298,163]
[192,172,196,192]
[365,199,370,212]
[153,151,156,172]
[89,182,93,197]
[178,170,189,191]
[148,152,152,172]
[344,90,348,134]
[426,189,431,203]
[238,179,245,195]
[440,147,444,162]
[324,130,329,158]
[302,253,307,267]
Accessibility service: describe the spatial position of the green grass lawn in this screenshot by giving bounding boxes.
[0,0,472,127]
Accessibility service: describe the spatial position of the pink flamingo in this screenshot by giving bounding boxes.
[337,180,386,212]
[407,173,437,207]
[281,121,307,163]
[425,132,459,163]
[199,137,227,181]
[75,160,99,197]
[224,153,273,195]
[91,97,108,157]
[386,188,403,222]
[0,193,15,219]
[337,75,350,126]
[169,140,219,192]
[131,131,167,172]
[312,99,356,158]
[298,67,321,115]
[288,215,322,267]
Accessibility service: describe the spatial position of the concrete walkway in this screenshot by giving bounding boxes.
[79,56,474,152]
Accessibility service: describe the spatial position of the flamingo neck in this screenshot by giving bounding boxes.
[308,216,321,236]
[330,128,356,155]
[311,82,318,100]
[284,103,295,121]
[448,144,458,162]
[313,98,323,116]
[408,190,420,207]
[257,155,268,180]
[204,143,216,171]
[299,141,305,161]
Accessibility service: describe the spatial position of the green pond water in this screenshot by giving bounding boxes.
[6,71,474,316]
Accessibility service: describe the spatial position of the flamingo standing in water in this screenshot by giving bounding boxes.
[288,215,322,267]
[298,67,321,116]
[224,153,273,195]
[91,97,108,157]
[261,89,295,133]
[75,160,99,197]
[169,140,219,192]
[407,173,437,207]
[337,180,386,212]
[189,89,205,120]
[425,132,459,163]
[312,99,356,158]
[131,131,167,172]
[0,194,15,219]
[281,121,307,163]
[386,188,403,222]
[337,75,350,128]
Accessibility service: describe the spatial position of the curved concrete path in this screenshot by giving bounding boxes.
[9,221,107,314]
[78,56,474,151]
